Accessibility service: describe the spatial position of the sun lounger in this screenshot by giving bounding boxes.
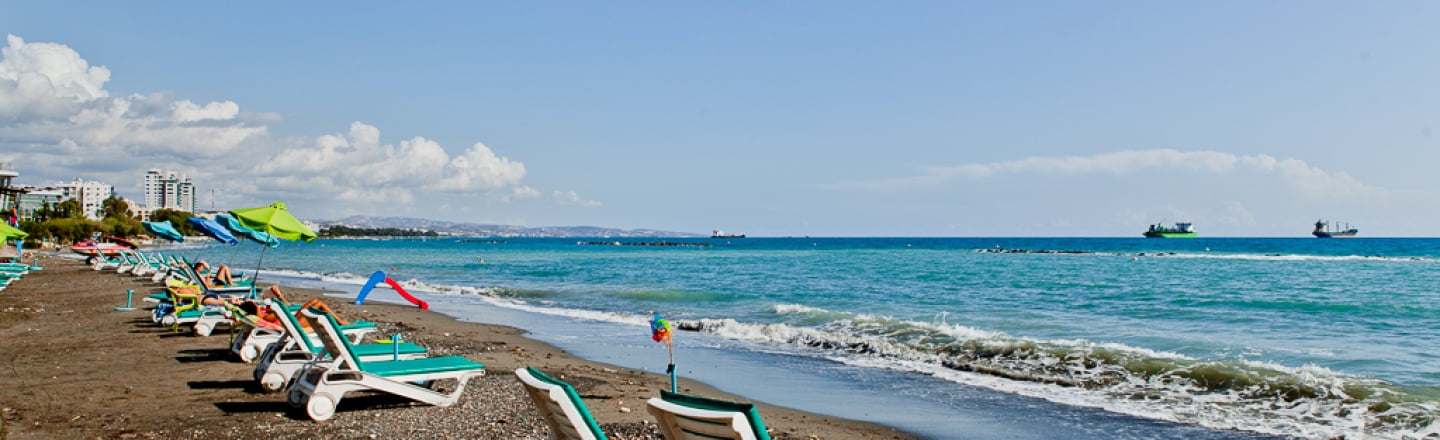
[178,263,254,294]
[228,304,287,362]
[284,307,484,421]
[153,286,231,335]
[91,253,123,271]
[515,367,608,440]
[252,300,426,391]
[145,264,254,304]
[125,250,166,276]
[646,391,772,440]
[114,249,141,274]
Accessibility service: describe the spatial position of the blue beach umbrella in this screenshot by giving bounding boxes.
[215,214,279,247]
[187,217,239,245]
[142,220,185,243]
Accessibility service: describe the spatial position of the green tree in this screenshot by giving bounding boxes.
[47,218,105,244]
[102,195,131,220]
[103,216,144,238]
[18,217,109,245]
[55,199,83,219]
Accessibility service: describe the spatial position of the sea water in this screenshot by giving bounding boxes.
[198,237,1439,439]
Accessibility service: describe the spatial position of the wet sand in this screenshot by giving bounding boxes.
[0,257,919,439]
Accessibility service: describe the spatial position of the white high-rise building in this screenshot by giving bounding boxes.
[144,169,196,213]
[57,178,114,220]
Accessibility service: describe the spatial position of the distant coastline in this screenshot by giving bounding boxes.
[311,215,704,238]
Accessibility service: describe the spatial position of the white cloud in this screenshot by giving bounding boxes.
[0,34,265,162]
[251,122,530,203]
[553,190,601,207]
[507,186,542,201]
[171,100,240,122]
[0,35,109,123]
[838,149,1382,200]
[0,34,595,218]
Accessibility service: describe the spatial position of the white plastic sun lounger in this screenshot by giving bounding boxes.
[515,366,608,440]
[645,391,773,440]
[284,306,483,421]
[251,300,425,391]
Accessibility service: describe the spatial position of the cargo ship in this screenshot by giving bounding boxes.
[1143,221,1196,238]
[711,229,746,238]
[1312,220,1358,238]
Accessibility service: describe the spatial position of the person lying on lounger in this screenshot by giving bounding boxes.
[192,260,236,287]
[197,286,353,331]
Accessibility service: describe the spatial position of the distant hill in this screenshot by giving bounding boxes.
[311,216,704,238]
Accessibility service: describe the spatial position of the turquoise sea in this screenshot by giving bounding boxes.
[189,237,1439,439]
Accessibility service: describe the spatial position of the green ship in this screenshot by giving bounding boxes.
[1143,221,1196,238]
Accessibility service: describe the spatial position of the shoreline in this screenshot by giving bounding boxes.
[0,257,918,439]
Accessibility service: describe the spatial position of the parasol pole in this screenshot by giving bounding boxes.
[667,339,676,392]
[250,244,268,299]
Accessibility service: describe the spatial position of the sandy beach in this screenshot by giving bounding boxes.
[0,257,919,439]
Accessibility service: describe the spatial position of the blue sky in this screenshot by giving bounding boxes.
[3,2,1438,236]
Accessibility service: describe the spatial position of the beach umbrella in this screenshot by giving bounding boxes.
[230,202,316,242]
[187,217,239,245]
[0,222,26,242]
[227,202,316,285]
[215,214,279,247]
[0,223,28,265]
[142,220,185,243]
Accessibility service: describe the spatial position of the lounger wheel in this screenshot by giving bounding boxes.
[287,388,306,408]
[260,373,286,392]
[306,392,338,421]
[160,315,176,327]
[239,345,259,363]
[194,322,213,337]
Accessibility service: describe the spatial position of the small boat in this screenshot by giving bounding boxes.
[69,239,132,257]
[107,236,139,249]
[1312,220,1358,238]
[1143,221,1196,238]
[712,229,746,238]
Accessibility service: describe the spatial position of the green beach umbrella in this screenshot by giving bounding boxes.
[0,223,27,242]
[228,201,316,289]
[1,223,28,265]
[229,202,316,242]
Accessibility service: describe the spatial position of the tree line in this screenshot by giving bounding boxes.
[15,195,198,245]
[12,196,437,245]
